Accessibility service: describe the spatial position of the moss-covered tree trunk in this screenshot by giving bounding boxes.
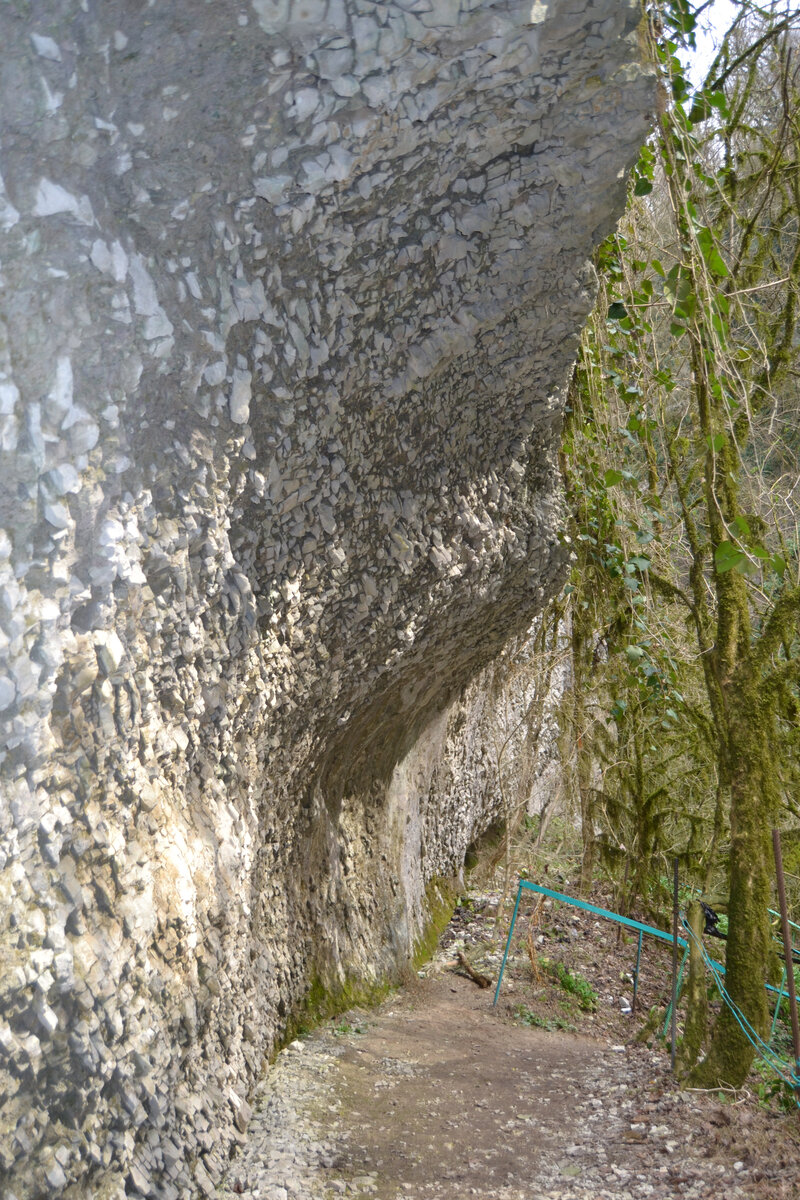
[678,900,709,1076]
[691,673,778,1086]
[627,724,658,914]
[570,613,596,897]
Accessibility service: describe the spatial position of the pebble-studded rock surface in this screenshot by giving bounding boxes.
[220,896,800,1200]
[0,0,655,1194]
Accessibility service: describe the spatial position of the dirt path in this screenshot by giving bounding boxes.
[327,972,651,1199]
[221,894,800,1200]
[317,972,792,1200]
[330,973,602,1197]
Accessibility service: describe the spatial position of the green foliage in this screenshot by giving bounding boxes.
[332,1020,367,1036]
[560,0,800,1085]
[513,1005,577,1033]
[752,1058,799,1113]
[539,957,598,1012]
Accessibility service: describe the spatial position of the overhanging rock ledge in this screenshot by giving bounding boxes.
[0,1,653,1196]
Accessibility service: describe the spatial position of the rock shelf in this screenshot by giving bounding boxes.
[0,1,652,1195]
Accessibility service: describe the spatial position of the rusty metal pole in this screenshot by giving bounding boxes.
[772,829,800,1099]
[670,857,679,1072]
[632,929,643,1015]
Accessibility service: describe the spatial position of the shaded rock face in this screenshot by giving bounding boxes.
[0,1,652,1196]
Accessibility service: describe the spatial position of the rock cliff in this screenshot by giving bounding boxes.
[0,0,652,1195]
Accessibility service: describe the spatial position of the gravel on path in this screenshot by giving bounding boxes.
[220,891,800,1200]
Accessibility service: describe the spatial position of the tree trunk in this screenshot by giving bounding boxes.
[568,611,596,897]
[577,728,595,896]
[691,678,777,1087]
[678,900,708,1076]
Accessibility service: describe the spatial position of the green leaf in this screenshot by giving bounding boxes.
[772,554,787,578]
[705,433,726,452]
[708,89,729,114]
[672,76,689,103]
[715,540,747,574]
[696,226,729,277]
[688,95,711,124]
[628,556,651,571]
[706,248,728,278]
[634,178,653,196]
[711,311,728,342]
[608,302,628,320]
[663,263,680,298]
[603,468,624,487]
[625,645,645,660]
[673,276,697,318]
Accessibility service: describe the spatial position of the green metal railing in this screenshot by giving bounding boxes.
[493,879,688,1008]
[494,878,785,1012]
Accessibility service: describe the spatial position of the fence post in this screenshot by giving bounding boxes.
[632,930,643,1014]
[493,881,523,1007]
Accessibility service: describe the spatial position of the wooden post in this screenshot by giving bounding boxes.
[678,900,709,1075]
[632,929,643,1015]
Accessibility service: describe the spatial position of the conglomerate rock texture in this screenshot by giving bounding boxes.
[0,1,652,1196]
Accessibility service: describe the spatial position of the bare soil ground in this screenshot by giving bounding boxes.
[223,870,800,1200]
[319,879,800,1199]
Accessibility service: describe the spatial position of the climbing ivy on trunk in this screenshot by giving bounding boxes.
[562,0,800,1086]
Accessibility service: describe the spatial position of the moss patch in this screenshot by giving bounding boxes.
[304,972,392,1026]
[280,971,393,1053]
[278,875,458,1057]
[412,875,459,970]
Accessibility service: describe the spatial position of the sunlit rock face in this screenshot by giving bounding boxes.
[0,0,652,1195]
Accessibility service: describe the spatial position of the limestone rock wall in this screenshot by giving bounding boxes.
[0,1,652,1196]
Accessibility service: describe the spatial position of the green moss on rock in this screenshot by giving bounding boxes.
[278,875,458,1054]
[412,876,459,970]
[280,972,392,1050]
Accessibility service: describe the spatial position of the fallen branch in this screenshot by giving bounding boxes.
[451,951,492,989]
